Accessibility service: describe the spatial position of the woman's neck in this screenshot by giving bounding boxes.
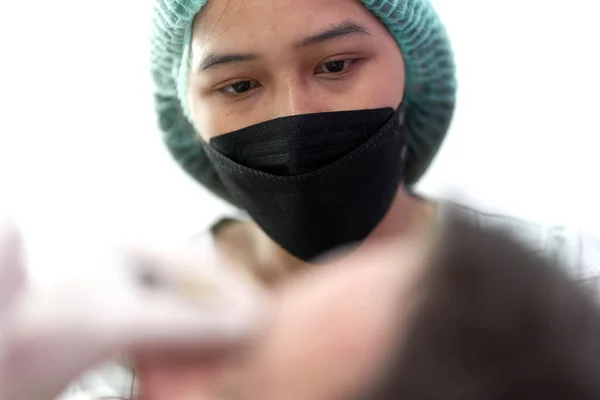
[362,188,437,247]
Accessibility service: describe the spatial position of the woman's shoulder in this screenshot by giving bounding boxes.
[439,201,600,283]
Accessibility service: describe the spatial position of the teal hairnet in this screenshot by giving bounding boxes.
[150,0,457,205]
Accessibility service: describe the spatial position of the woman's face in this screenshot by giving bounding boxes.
[187,0,405,140]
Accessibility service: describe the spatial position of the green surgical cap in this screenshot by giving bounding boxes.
[150,0,457,205]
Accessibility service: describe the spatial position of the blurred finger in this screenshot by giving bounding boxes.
[0,216,26,316]
[109,241,272,352]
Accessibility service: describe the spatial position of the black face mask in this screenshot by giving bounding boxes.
[202,104,408,262]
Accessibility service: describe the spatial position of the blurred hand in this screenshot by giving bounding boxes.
[0,216,268,400]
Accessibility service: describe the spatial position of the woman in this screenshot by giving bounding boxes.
[39,0,600,397]
[154,0,454,266]
[38,1,454,397]
[138,0,600,398]
[151,0,596,290]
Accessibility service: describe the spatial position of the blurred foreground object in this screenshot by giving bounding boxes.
[0,217,268,400]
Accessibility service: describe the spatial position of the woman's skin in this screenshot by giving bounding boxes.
[211,219,305,286]
[136,0,439,397]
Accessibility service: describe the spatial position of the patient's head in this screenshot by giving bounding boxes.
[140,211,600,400]
[360,214,600,400]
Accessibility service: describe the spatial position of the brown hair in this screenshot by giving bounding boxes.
[362,211,600,400]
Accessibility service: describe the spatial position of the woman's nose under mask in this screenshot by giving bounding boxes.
[202,104,408,262]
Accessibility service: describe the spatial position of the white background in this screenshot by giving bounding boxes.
[0,0,598,283]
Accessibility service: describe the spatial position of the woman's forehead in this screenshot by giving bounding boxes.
[192,0,383,49]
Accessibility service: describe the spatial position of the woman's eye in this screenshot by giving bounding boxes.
[315,59,354,75]
[220,80,258,95]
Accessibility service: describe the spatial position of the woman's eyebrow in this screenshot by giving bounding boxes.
[294,19,370,47]
[197,52,261,72]
[196,19,369,73]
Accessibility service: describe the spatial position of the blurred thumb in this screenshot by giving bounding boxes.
[107,240,272,353]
